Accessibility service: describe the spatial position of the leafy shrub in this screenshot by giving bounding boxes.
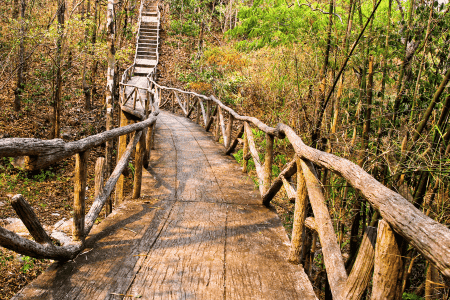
[170,19,200,36]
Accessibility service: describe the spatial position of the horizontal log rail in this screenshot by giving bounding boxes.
[147,74,450,298]
[0,112,157,260]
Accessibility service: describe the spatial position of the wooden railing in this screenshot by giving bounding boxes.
[0,110,157,260]
[148,80,450,299]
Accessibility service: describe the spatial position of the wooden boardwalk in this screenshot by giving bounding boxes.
[12,111,317,299]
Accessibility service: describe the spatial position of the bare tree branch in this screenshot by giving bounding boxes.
[296,0,343,24]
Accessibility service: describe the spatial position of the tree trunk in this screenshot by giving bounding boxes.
[105,0,116,179]
[52,0,65,139]
[14,0,26,112]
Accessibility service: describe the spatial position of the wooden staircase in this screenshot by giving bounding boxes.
[134,1,159,76]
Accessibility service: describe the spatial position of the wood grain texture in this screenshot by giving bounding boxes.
[0,114,157,171]
[226,204,317,300]
[371,219,403,300]
[280,124,450,277]
[73,150,89,242]
[288,160,308,264]
[341,226,377,299]
[299,159,347,299]
[11,195,52,244]
[262,159,296,205]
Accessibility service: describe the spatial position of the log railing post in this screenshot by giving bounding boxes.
[11,194,52,244]
[299,159,348,299]
[214,108,221,142]
[186,94,190,115]
[73,150,89,242]
[206,99,211,125]
[132,130,145,199]
[371,219,403,300]
[263,133,274,194]
[225,113,234,148]
[288,157,308,264]
[133,87,137,109]
[145,90,150,118]
[205,105,216,132]
[115,111,129,205]
[94,157,108,216]
[195,98,200,124]
[341,226,377,299]
[171,91,175,112]
[242,127,249,172]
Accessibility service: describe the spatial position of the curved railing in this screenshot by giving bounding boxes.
[148,81,450,299]
[0,113,157,260]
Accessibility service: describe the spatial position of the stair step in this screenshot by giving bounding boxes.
[135,59,157,66]
[139,38,157,42]
[134,67,155,75]
[139,32,158,36]
[140,28,158,32]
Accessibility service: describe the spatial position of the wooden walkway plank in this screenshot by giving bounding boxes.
[12,199,174,300]
[123,201,227,299]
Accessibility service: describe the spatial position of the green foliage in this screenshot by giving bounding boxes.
[402,293,424,300]
[20,256,35,273]
[169,19,200,36]
[128,162,135,177]
[0,250,14,266]
[227,0,335,50]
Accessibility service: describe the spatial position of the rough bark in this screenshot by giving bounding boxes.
[132,130,145,199]
[225,124,244,155]
[73,150,89,242]
[371,219,403,300]
[341,226,377,299]
[299,159,348,299]
[288,158,308,265]
[280,124,450,277]
[262,159,297,205]
[0,114,157,170]
[263,133,274,194]
[11,195,52,244]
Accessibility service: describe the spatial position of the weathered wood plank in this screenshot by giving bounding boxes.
[226,204,318,299]
[125,201,226,299]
